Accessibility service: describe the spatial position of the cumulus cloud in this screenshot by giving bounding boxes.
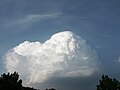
[4,31,100,85]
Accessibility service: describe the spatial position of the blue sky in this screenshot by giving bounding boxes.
[0,0,120,90]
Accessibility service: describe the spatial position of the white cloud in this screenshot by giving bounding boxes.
[1,13,61,32]
[11,13,61,25]
[4,31,100,85]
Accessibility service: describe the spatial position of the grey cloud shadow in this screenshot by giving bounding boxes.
[32,72,101,90]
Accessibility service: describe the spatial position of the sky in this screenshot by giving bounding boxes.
[0,0,120,90]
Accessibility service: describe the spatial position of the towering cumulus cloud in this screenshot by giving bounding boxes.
[4,31,99,85]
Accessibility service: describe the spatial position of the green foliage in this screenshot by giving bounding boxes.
[97,75,120,90]
[0,71,22,90]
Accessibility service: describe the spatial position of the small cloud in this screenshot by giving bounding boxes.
[118,57,120,62]
[4,31,100,85]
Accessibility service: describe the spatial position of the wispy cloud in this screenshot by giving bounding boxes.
[10,13,62,25]
[0,13,62,32]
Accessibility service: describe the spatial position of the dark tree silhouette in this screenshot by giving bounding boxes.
[0,71,22,90]
[49,88,56,90]
[0,72,56,90]
[97,75,120,90]
[45,88,56,90]
[22,87,37,90]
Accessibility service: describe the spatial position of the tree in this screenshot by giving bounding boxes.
[0,71,22,90]
[46,88,56,90]
[0,72,56,90]
[97,75,120,90]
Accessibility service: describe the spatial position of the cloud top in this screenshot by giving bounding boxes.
[4,31,99,85]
